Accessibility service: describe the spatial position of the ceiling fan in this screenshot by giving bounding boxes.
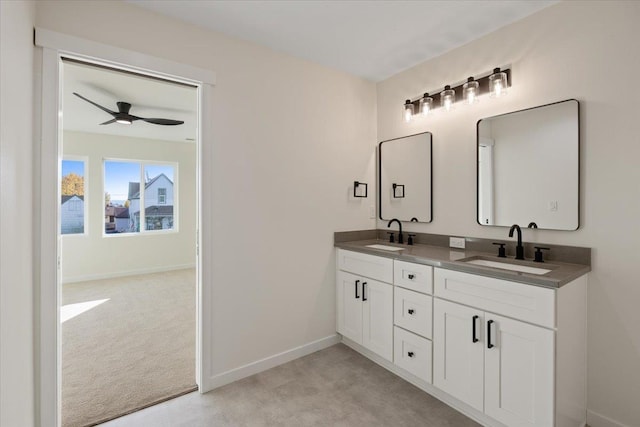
[73,92,184,126]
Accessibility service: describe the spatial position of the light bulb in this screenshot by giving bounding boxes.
[441,85,455,111]
[463,77,479,105]
[489,67,508,98]
[420,93,433,116]
[403,99,414,123]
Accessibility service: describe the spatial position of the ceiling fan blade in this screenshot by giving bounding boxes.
[99,119,117,125]
[140,117,185,126]
[73,92,115,115]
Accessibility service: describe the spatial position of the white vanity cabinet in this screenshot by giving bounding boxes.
[392,260,434,383]
[433,268,586,427]
[336,250,393,361]
[336,247,587,427]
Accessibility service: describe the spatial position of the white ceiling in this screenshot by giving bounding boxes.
[129,0,556,82]
[62,60,197,142]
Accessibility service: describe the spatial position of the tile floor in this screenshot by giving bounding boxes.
[102,343,478,426]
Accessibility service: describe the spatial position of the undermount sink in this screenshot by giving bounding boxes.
[365,244,405,251]
[461,256,552,275]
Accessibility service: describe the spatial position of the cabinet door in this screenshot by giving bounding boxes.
[485,314,554,427]
[362,279,393,361]
[433,299,484,412]
[337,271,362,345]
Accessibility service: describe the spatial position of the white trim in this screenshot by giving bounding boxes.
[35,28,216,85]
[204,335,341,391]
[197,83,214,392]
[341,336,508,427]
[587,410,630,427]
[36,30,214,427]
[39,46,63,427]
[61,263,196,284]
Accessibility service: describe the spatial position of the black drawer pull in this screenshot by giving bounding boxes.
[487,320,495,349]
[354,280,360,299]
[362,282,367,301]
[408,273,415,280]
[472,315,479,343]
[408,309,415,315]
[407,351,414,358]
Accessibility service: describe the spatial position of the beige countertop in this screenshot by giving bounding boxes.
[335,239,590,288]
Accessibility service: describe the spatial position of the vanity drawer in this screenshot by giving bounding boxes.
[394,287,432,339]
[393,260,433,294]
[394,326,432,384]
[337,249,393,283]
[434,268,555,328]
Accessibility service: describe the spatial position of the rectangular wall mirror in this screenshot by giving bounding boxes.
[379,132,432,223]
[477,99,579,230]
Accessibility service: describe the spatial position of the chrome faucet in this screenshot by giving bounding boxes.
[387,218,403,244]
[508,224,525,260]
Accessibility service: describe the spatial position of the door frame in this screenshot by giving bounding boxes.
[35,28,216,427]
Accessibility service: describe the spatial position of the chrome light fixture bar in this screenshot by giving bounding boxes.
[402,67,511,122]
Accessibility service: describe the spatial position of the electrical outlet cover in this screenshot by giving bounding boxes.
[449,237,466,249]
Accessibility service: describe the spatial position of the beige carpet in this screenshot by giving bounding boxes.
[62,268,197,427]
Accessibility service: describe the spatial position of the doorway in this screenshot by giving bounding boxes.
[58,59,200,426]
[57,59,199,426]
[37,29,216,427]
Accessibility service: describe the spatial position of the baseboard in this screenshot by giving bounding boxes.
[62,263,196,284]
[587,410,630,427]
[341,337,507,427]
[202,334,340,392]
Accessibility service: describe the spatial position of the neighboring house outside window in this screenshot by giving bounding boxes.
[61,195,85,234]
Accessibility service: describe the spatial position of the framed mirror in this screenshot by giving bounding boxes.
[379,132,432,223]
[477,99,579,230]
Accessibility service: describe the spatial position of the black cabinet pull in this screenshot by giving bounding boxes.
[408,309,415,315]
[362,282,367,301]
[354,280,360,299]
[407,351,414,358]
[408,273,415,280]
[487,320,494,349]
[472,315,479,343]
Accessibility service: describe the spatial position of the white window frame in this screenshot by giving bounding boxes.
[102,159,179,236]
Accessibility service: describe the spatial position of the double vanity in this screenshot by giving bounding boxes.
[335,231,589,427]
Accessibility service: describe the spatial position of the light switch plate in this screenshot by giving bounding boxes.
[449,237,466,249]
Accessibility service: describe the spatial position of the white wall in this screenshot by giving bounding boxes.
[35,0,376,406]
[0,1,36,426]
[61,131,197,282]
[377,2,640,426]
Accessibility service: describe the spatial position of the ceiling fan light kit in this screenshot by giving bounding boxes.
[72,92,185,126]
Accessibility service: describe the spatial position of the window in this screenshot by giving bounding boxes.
[158,188,167,205]
[104,160,176,234]
[61,159,86,235]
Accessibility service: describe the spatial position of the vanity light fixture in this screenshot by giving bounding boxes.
[403,99,414,123]
[441,85,455,111]
[401,66,511,122]
[463,77,479,104]
[419,93,433,116]
[489,67,508,98]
